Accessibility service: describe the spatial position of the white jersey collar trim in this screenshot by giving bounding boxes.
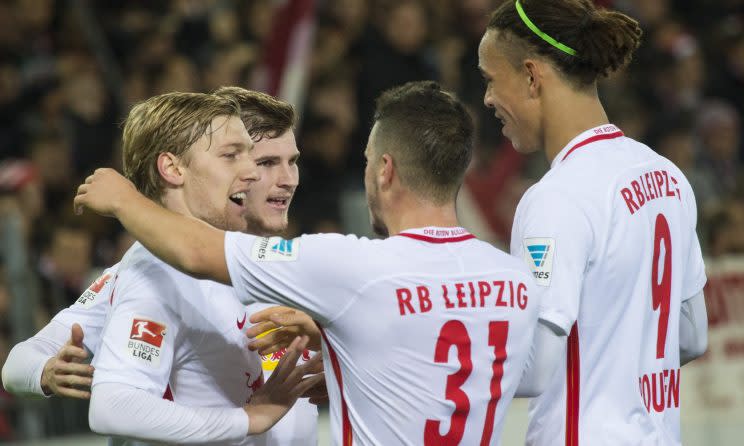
[550,124,624,169]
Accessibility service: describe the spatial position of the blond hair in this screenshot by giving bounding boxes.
[122,92,240,200]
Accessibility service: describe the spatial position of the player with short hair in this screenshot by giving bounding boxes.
[74,81,543,445]
[478,1,708,444]
[3,87,322,445]
[4,91,322,445]
[2,87,307,404]
[213,86,321,446]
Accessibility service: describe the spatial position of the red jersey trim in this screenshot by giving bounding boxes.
[565,323,580,446]
[163,384,173,401]
[319,326,352,446]
[398,233,476,244]
[561,131,624,162]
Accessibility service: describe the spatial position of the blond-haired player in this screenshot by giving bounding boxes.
[74,81,544,445]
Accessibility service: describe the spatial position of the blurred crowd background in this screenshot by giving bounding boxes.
[0,0,742,441]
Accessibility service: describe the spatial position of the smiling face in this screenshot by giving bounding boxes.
[241,130,300,236]
[478,29,542,154]
[180,114,259,232]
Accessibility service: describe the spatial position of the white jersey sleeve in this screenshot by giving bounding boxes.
[224,232,361,324]
[681,187,706,301]
[89,382,248,444]
[510,187,593,334]
[2,322,65,397]
[91,260,180,395]
[2,265,118,397]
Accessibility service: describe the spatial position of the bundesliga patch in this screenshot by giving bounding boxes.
[126,318,166,367]
[76,273,111,308]
[523,237,555,286]
[251,236,299,262]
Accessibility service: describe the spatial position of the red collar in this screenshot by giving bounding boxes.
[397,227,476,244]
[557,124,624,164]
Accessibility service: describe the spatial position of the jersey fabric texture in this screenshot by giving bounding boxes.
[225,227,540,446]
[92,243,266,446]
[510,125,707,446]
[1,264,119,397]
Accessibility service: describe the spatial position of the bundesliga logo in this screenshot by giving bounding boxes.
[127,319,166,366]
[76,273,111,307]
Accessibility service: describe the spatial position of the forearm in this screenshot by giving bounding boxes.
[115,192,229,284]
[2,329,64,397]
[515,319,566,397]
[89,382,249,443]
[680,291,708,365]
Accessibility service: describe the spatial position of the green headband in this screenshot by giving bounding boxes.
[515,0,577,56]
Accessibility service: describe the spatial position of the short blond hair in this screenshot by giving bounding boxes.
[122,92,240,200]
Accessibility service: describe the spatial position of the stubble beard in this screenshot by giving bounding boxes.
[242,211,287,237]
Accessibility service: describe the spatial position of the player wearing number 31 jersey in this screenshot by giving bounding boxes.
[73,81,544,445]
[480,1,709,445]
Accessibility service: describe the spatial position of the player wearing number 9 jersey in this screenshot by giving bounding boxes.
[479,1,709,445]
[73,81,544,445]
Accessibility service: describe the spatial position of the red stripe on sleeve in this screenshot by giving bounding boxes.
[565,323,580,446]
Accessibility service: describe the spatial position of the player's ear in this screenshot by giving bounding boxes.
[524,59,542,98]
[157,152,185,187]
[379,153,394,190]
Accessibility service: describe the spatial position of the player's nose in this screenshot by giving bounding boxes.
[483,89,494,109]
[277,164,298,188]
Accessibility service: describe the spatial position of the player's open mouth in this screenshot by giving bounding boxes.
[229,192,247,207]
[267,196,291,209]
[494,111,506,126]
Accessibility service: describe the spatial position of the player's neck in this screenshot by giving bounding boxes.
[542,87,609,163]
[385,196,459,236]
[160,191,192,218]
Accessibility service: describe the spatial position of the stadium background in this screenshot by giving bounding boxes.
[0,0,742,443]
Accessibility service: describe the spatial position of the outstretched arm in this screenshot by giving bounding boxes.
[88,336,322,442]
[74,169,230,284]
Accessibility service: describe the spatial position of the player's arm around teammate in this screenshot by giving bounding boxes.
[75,169,234,285]
[89,335,322,439]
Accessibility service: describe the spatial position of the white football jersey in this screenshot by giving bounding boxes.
[92,243,266,446]
[224,226,540,446]
[56,262,309,445]
[510,125,707,445]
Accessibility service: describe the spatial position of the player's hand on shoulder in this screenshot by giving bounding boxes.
[41,323,94,399]
[74,168,137,217]
[246,306,321,354]
[244,336,325,434]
